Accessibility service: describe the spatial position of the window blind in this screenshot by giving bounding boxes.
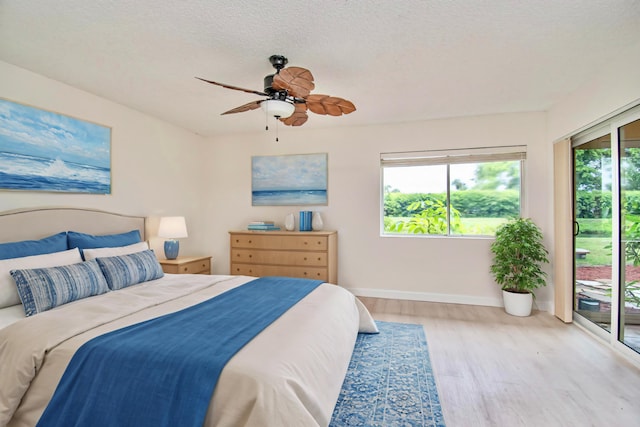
[380,145,527,167]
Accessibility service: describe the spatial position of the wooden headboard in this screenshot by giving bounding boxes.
[0,207,146,243]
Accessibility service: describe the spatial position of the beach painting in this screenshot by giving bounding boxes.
[0,98,111,194]
[252,153,328,206]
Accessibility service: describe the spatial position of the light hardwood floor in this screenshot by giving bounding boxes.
[359,297,640,427]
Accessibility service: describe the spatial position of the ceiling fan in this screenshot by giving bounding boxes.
[196,55,356,127]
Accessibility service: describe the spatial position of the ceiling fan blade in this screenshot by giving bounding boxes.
[279,103,308,126]
[305,94,356,116]
[272,67,315,98]
[221,100,264,115]
[195,77,268,96]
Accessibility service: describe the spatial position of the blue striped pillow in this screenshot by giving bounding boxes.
[96,249,164,290]
[10,260,110,316]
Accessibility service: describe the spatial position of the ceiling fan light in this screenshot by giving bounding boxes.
[261,99,295,119]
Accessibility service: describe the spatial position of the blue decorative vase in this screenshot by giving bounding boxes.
[299,211,312,231]
[164,240,180,259]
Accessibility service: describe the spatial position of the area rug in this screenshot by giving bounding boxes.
[330,321,446,427]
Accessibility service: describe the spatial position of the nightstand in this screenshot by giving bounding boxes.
[158,256,212,275]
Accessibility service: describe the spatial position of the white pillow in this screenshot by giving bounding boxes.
[0,248,83,308]
[83,241,149,261]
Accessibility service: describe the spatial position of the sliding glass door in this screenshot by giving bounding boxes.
[573,136,612,333]
[619,118,640,353]
[573,107,640,357]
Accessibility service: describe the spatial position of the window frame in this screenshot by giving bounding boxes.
[380,145,527,238]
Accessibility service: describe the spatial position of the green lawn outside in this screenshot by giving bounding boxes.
[457,217,508,235]
[575,218,613,266]
[575,237,612,266]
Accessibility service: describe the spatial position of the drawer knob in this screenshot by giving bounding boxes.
[303,272,308,276]
[304,241,308,245]
[248,240,252,244]
[249,254,252,258]
[304,257,307,260]
[183,267,188,272]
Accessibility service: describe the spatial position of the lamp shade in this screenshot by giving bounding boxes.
[158,216,188,239]
[261,99,295,118]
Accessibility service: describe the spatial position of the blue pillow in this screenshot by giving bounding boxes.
[96,250,164,290]
[67,230,141,251]
[0,232,68,260]
[10,260,110,316]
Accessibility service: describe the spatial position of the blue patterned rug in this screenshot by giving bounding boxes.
[330,321,446,427]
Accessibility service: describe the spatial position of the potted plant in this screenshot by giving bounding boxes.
[490,217,549,316]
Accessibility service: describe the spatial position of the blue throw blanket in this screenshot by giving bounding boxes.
[37,276,323,427]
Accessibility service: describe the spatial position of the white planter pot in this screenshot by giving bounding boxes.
[502,290,533,317]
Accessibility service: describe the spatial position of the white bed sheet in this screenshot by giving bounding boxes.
[0,274,374,427]
[0,305,25,330]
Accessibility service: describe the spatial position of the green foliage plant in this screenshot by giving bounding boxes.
[490,218,549,294]
[388,199,462,235]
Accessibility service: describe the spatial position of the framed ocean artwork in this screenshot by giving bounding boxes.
[252,153,328,206]
[0,98,111,194]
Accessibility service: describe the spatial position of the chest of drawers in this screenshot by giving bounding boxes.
[229,231,337,283]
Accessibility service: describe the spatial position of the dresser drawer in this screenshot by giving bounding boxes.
[231,263,328,281]
[231,234,328,251]
[231,249,327,267]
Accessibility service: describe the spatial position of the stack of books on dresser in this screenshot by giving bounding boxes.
[247,221,280,231]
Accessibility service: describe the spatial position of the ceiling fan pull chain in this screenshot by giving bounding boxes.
[275,118,280,142]
[265,101,269,131]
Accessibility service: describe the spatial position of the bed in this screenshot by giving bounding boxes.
[0,207,376,427]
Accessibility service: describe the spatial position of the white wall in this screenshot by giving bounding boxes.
[205,112,552,309]
[548,40,640,141]
[0,61,209,257]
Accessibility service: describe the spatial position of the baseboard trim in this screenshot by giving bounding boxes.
[345,287,553,313]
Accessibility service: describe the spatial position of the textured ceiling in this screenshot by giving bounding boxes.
[1,1,640,137]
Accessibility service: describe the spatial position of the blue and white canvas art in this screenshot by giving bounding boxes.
[0,98,111,194]
[252,153,328,206]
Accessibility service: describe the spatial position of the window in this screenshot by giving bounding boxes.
[381,146,526,237]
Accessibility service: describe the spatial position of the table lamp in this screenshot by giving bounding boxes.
[158,216,188,260]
